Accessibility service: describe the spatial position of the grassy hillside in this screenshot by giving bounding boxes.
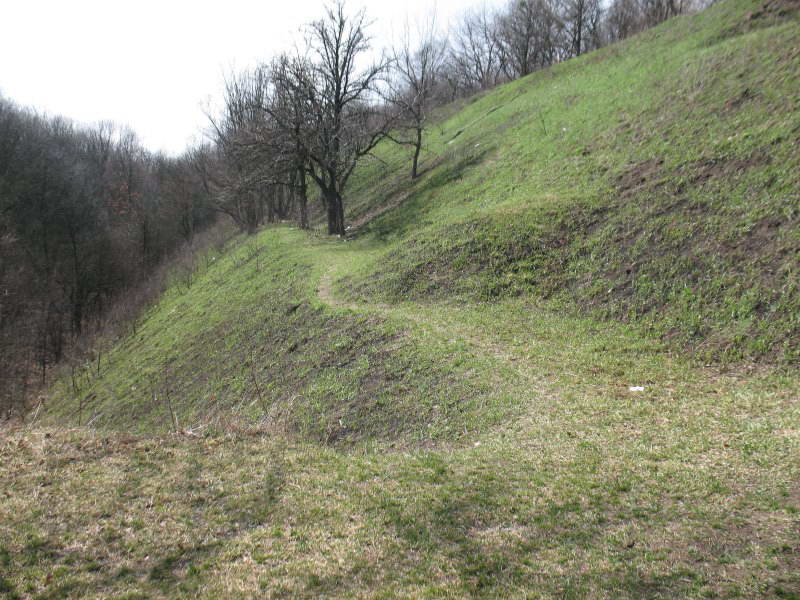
[344,0,800,364]
[39,231,517,444]
[3,0,800,598]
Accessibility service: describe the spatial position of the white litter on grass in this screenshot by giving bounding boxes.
[629,386,645,392]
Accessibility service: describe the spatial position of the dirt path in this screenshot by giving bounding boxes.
[317,268,360,311]
[317,265,546,383]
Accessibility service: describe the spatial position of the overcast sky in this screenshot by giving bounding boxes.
[0,0,504,156]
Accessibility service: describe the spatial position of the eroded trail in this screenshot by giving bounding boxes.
[314,258,797,442]
[317,264,545,383]
[317,268,361,313]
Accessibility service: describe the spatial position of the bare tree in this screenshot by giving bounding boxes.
[387,13,448,179]
[560,0,604,57]
[450,5,505,92]
[641,0,687,26]
[301,0,390,236]
[205,69,272,233]
[498,0,540,78]
[209,7,392,239]
[604,0,687,42]
[605,0,645,41]
[268,55,316,229]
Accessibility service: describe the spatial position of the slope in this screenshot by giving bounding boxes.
[344,0,800,364]
[3,0,800,598]
[4,221,800,597]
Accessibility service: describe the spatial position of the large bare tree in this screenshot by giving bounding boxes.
[561,0,604,57]
[206,69,273,233]
[302,0,390,236]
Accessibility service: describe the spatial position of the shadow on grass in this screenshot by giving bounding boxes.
[4,443,288,600]
[363,146,495,242]
[296,452,709,598]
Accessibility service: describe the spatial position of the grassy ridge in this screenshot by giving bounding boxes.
[43,229,518,444]
[3,0,800,597]
[11,223,800,598]
[344,0,800,363]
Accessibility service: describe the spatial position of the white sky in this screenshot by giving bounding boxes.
[0,0,503,156]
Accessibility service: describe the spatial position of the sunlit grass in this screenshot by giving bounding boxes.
[3,0,799,597]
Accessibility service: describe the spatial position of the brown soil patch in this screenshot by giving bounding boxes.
[617,158,665,195]
[750,0,800,20]
[617,150,771,197]
[688,150,771,184]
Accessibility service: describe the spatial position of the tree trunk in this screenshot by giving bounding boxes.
[267,193,275,223]
[411,127,423,179]
[71,295,83,337]
[326,190,345,236]
[297,173,309,230]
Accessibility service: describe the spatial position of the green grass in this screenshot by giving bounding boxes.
[345,0,800,364]
[3,0,800,597]
[42,230,518,445]
[3,350,799,597]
